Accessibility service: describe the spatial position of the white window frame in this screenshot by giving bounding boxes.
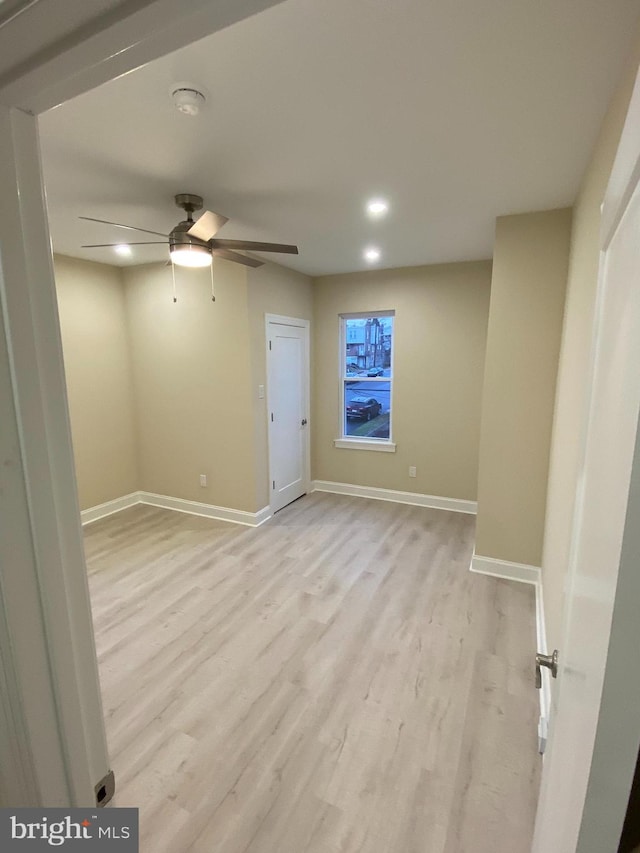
[335,311,396,452]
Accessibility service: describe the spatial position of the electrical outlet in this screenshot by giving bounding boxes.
[409,466,417,478]
[199,474,207,487]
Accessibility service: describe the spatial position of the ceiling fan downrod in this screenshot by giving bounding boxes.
[174,193,203,223]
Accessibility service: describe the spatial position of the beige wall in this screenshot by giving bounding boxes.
[542,34,640,652]
[56,254,311,516]
[312,262,492,500]
[247,262,313,509]
[122,260,257,512]
[475,209,572,567]
[54,255,138,510]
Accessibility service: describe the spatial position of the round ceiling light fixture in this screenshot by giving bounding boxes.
[364,246,381,263]
[171,85,206,116]
[114,244,132,257]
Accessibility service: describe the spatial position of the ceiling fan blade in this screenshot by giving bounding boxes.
[81,242,169,247]
[213,248,264,268]
[187,210,229,241]
[79,216,169,238]
[210,238,298,255]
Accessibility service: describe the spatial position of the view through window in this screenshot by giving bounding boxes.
[341,313,394,440]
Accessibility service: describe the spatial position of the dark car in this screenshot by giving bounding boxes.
[346,396,382,420]
[367,366,384,376]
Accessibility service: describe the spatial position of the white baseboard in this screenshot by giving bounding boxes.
[80,492,142,525]
[81,491,271,528]
[470,550,550,753]
[470,552,541,585]
[138,491,271,527]
[311,480,477,515]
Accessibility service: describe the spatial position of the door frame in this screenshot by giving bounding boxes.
[265,314,311,516]
[0,0,283,807]
[532,59,640,851]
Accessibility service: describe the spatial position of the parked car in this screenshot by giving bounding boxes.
[346,364,361,376]
[346,396,382,420]
[367,366,384,377]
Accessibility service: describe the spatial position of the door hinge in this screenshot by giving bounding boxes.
[269,340,272,350]
[271,412,274,422]
[272,480,275,490]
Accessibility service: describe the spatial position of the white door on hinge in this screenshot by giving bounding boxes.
[267,317,309,513]
[532,70,640,853]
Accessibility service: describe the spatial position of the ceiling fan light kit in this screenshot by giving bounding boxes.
[169,244,212,267]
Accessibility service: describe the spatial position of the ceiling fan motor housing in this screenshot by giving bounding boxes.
[171,195,210,252]
[169,220,211,251]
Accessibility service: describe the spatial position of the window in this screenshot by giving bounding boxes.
[338,312,394,449]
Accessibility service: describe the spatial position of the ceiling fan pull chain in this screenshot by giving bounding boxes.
[171,259,178,303]
[210,260,215,302]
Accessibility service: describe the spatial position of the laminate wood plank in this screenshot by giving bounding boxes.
[84,493,540,852]
[443,652,540,853]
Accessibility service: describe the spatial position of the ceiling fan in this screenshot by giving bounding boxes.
[80,193,299,269]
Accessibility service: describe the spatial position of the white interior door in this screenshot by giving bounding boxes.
[267,317,310,513]
[532,133,640,849]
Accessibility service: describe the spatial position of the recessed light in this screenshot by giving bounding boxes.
[364,247,381,263]
[366,198,389,218]
[114,244,132,257]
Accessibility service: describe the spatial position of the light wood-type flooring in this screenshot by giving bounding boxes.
[84,493,541,853]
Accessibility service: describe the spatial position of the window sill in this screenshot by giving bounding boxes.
[333,438,396,453]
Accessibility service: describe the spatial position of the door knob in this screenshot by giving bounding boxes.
[535,649,559,688]
[301,418,308,426]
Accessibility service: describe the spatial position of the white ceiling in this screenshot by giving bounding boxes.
[39,0,640,276]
